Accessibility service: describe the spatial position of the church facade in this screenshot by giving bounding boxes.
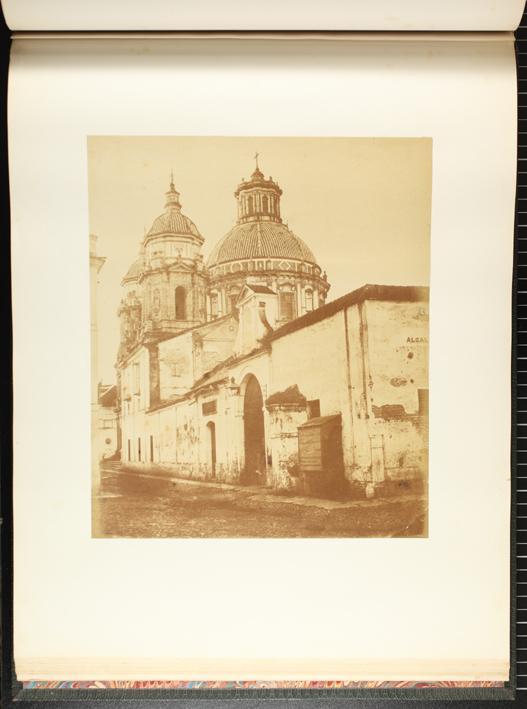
[107,162,429,497]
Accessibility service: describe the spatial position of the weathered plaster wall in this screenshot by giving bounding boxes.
[365,299,429,481]
[366,300,428,413]
[157,316,238,401]
[158,331,194,399]
[267,312,354,481]
[118,294,429,494]
[194,316,238,381]
[345,298,429,483]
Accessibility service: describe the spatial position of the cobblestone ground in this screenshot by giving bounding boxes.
[92,466,427,538]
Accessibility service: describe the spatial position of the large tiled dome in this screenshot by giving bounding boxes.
[207,221,317,267]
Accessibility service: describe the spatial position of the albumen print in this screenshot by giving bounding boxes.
[90,137,431,538]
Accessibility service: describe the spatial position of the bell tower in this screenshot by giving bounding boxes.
[139,175,208,335]
[117,175,208,363]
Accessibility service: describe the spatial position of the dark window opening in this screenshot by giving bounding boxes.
[307,400,321,419]
[150,435,154,462]
[262,195,268,213]
[175,286,186,320]
[127,439,131,461]
[137,437,141,462]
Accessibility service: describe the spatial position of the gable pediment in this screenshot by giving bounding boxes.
[236,283,277,305]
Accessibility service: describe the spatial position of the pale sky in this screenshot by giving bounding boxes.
[88,136,432,382]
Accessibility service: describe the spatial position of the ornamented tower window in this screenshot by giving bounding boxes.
[280,291,295,321]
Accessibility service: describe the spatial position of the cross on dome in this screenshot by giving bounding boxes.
[251,152,264,180]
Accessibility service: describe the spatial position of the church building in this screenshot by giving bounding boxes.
[105,161,429,497]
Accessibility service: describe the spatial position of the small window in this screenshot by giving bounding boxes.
[307,400,321,419]
[305,289,313,312]
[202,400,217,416]
[175,286,186,320]
[127,439,131,461]
[248,195,254,214]
[150,435,154,462]
[262,195,268,213]
[137,437,142,462]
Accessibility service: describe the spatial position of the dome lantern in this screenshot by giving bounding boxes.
[164,172,182,210]
[234,155,283,225]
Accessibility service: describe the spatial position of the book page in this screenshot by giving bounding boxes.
[1,0,525,31]
[10,35,514,681]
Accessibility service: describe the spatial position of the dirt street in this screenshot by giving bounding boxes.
[92,465,427,538]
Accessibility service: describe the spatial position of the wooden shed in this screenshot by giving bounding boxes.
[298,414,345,496]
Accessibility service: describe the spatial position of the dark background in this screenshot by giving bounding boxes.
[0,4,524,707]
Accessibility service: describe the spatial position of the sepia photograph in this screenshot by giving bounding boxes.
[89,136,431,538]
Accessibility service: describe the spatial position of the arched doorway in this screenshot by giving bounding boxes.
[206,421,216,478]
[243,375,266,485]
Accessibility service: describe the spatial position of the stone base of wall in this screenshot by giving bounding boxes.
[119,462,177,477]
[117,461,242,485]
[111,462,426,501]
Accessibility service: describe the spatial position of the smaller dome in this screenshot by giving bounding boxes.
[146,211,201,239]
[145,177,204,242]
